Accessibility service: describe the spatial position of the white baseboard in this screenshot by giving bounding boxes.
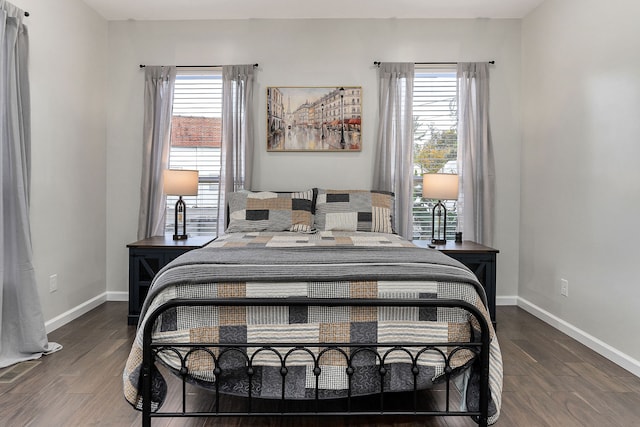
[44,292,128,334]
[107,291,129,301]
[496,295,518,306]
[517,297,640,377]
[45,293,107,333]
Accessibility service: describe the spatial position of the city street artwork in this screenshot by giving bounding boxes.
[267,86,362,151]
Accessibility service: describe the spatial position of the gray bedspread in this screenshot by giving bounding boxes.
[123,231,502,424]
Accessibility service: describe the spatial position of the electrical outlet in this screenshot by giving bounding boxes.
[49,274,57,293]
[560,278,569,297]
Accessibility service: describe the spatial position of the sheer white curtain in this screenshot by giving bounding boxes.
[137,66,176,239]
[0,1,61,368]
[373,62,415,239]
[457,62,495,246]
[217,64,255,235]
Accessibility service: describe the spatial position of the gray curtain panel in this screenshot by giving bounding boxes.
[457,62,495,246]
[217,64,255,235]
[372,62,415,239]
[137,66,177,239]
[0,1,61,368]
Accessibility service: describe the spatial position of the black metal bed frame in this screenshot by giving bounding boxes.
[141,297,491,427]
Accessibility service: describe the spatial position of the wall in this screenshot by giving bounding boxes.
[106,18,522,309]
[521,0,640,364]
[11,0,108,323]
[12,0,640,376]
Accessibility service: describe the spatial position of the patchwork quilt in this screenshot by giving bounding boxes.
[123,231,502,424]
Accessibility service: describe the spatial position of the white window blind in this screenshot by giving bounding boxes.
[165,71,222,237]
[412,67,458,240]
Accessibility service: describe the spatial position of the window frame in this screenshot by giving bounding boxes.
[412,66,459,241]
[165,69,223,237]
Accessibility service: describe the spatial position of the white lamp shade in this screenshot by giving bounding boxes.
[163,169,199,196]
[422,173,459,200]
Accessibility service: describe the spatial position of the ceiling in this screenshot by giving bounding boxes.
[81,0,545,21]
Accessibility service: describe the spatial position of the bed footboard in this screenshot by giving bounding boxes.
[141,298,491,427]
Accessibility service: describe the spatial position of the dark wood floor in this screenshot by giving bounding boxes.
[1,302,639,426]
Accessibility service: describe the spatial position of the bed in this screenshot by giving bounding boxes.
[123,189,503,426]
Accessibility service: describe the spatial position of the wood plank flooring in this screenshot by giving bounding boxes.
[1,303,639,426]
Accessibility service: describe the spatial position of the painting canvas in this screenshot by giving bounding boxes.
[267,86,362,151]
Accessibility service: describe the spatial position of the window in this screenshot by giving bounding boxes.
[412,67,458,240]
[165,70,222,237]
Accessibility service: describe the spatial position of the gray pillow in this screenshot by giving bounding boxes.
[314,189,394,233]
[226,190,315,233]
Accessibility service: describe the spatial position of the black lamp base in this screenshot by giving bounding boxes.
[173,196,188,241]
[431,200,448,245]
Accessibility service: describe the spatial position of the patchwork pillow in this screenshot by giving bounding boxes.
[226,190,315,233]
[314,189,394,233]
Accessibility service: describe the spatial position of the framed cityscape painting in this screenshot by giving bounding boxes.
[267,86,362,152]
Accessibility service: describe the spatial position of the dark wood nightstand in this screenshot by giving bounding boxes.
[412,239,499,326]
[127,235,216,325]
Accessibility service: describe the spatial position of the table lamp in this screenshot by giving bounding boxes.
[422,173,459,244]
[163,169,198,240]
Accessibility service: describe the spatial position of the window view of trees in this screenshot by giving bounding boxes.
[412,69,458,240]
[414,123,457,174]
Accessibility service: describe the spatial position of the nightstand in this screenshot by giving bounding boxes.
[127,235,216,325]
[412,239,498,326]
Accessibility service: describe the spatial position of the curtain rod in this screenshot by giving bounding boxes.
[374,61,495,67]
[139,64,258,69]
